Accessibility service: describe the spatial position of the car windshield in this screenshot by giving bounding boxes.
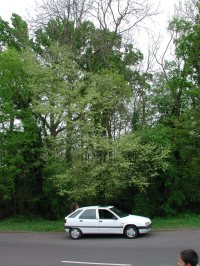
[110,207,129,218]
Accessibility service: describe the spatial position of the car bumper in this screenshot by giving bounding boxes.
[64,225,70,233]
[138,224,152,234]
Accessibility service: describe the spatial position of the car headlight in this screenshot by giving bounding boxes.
[145,222,150,226]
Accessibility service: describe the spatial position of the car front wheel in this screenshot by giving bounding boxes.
[124,225,138,239]
[69,228,82,239]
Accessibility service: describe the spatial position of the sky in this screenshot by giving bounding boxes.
[0,0,180,58]
[0,0,178,28]
[0,0,37,21]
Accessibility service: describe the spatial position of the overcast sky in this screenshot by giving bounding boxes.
[0,0,181,58]
[0,0,178,26]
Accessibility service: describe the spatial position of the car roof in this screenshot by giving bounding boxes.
[78,206,113,210]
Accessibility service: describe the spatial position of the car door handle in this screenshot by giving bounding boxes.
[99,220,103,222]
[79,220,83,222]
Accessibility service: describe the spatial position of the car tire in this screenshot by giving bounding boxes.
[69,228,82,240]
[124,225,139,239]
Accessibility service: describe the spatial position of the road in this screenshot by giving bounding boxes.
[0,230,199,266]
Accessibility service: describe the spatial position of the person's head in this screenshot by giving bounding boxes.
[70,202,79,210]
[178,249,199,266]
[73,202,79,209]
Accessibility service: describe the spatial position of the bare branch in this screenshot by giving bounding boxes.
[29,0,94,29]
[87,0,157,35]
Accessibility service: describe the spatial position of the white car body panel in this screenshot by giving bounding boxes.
[98,219,122,234]
[76,218,99,234]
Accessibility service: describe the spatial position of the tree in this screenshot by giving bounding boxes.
[0,48,43,217]
[144,0,200,215]
[0,13,29,50]
[3,1,200,219]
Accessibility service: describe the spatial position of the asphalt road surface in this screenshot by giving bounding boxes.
[0,230,200,266]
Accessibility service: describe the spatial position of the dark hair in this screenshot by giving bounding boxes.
[180,249,199,266]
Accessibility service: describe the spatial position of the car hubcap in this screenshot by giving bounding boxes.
[127,228,136,238]
[71,229,80,239]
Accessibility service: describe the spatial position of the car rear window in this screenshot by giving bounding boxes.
[68,209,82,218]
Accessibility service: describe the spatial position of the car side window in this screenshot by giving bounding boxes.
[79,209,96,219]
[99,209,117,219]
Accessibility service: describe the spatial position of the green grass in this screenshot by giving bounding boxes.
[0,214,200,232]
[0,216,63,232]
[152,214,200,230]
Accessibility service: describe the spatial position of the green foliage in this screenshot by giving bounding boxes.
[139,2,200,217]
[51,133,170,209]
[0,14,29,50]
[132,193,151,217]
[0,47,44,217]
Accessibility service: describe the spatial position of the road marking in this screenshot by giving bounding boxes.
[61,261,131,266]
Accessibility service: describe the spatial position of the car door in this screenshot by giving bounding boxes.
[98,209,122,234]
[76,209,99,234]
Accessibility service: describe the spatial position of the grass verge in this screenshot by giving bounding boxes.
[0,216,63,232]
[0,214,200,232]
[152,214,200,230]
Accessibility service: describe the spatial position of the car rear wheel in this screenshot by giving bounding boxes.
[124,225,138,239]
[69,228,82,239]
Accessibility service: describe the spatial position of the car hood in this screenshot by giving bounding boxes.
[121,214,151,223]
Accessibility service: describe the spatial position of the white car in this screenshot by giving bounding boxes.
[64,206,152,239]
